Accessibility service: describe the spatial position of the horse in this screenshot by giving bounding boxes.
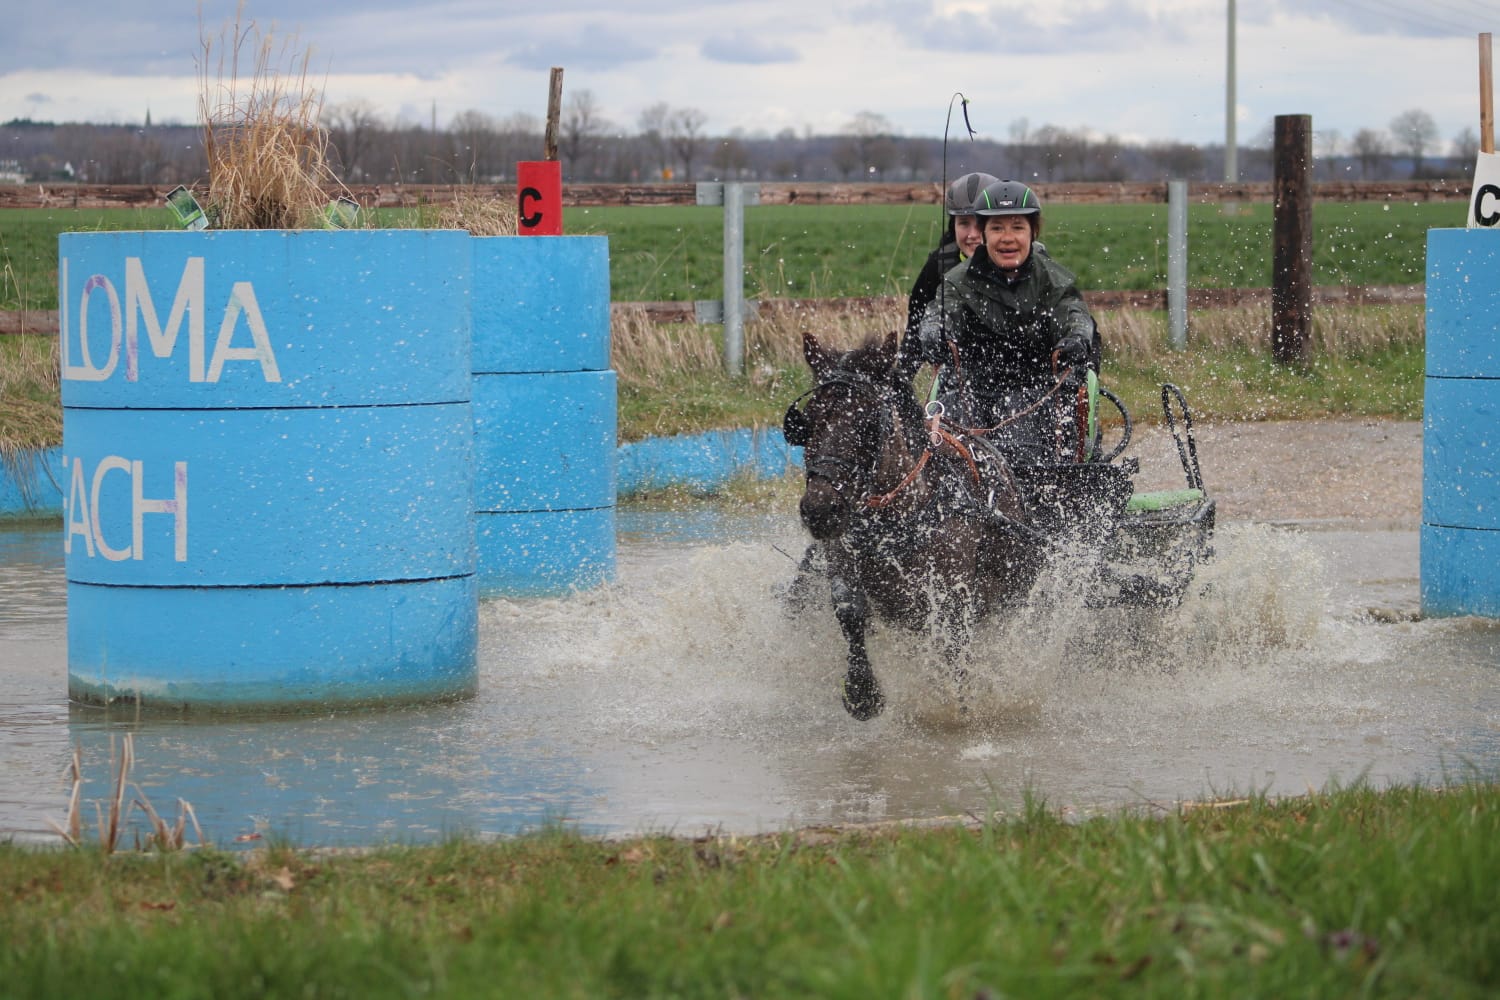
[782,329,1043,720]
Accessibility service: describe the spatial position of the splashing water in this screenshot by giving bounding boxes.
[2,514,1496,844]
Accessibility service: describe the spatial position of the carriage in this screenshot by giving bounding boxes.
[1007,376,1215,609]
[782,330,1216,720]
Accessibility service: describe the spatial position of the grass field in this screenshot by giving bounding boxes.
[2,781,1494,998]
[0,200,1435,449]
[0,200,1457,311]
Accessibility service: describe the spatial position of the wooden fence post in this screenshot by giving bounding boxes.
[1481,33,1494,154]
[544,68,563,162]
[1272,114,1312,367]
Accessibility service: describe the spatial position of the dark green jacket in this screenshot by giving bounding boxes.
[905,234,960,342]
[916,246,1095,401]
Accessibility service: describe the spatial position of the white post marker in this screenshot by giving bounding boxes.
[1468,151,1500,228]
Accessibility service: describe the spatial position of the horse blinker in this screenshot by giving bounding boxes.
[782,402,811,447]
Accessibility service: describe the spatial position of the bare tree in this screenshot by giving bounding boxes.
[448,109,501,182]
[1085,133,1128,182]
[1239,119,1277,180]
[840,111,897,179]
[324,100,383,181]
[771,126,809,179]
[667,106,708,181]
[1031,123,1067,181]
[900,137,931,180]
[710,130,751,179]
[830,137,862,180]
[1007,117,1036,181]
[496,112,543,173]
[1452,126,1479,178]
[1351,128,1390,180]
[561,90,611,179]
[1145,140,1205,180]
[1389,108,1439,177]
[1313,128,1342,180]
[637,102,671,178]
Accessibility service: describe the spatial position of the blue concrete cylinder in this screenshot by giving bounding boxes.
[58,229,477,710]
[471,236,615,597]
[1422,228,1500,618]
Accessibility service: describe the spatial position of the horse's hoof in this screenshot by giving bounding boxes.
[841,671,885,721]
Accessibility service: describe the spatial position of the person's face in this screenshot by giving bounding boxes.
[984,215,1033,271]
[953,215,983,258]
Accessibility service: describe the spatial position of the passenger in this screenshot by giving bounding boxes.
[898,178,1098,465]
[904,171,997,343]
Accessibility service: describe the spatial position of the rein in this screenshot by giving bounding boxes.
[865,410,979,509]
[928,339,1087,466]
[796,371,977,512]
[952,355,1080,437]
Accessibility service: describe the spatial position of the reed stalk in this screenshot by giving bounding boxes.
[196,5,345,230]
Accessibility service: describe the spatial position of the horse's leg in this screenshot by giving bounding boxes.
[936,589,979,712]
[776,542,824,615]
[831,576,883,720]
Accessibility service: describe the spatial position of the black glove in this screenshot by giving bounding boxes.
[1053,337,1090,367]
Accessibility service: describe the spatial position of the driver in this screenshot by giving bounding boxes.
[904,171,997,344]
[896,178,1099,465]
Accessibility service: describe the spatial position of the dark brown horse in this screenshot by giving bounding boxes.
[784,330,1042,720]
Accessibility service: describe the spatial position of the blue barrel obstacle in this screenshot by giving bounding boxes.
[59,230,478,710]
[471,236,616,597]
[1422,228,1500,617]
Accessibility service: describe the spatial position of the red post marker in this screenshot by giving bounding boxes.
[517,161,562,235]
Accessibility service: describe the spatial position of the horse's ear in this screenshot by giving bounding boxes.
[803,330,833,379]
[880,329,899,360]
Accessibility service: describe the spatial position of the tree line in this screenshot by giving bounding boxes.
[0,96,1476,188]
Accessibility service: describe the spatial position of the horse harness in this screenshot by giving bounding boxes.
[785,369,1065,553]
[784,372,987,510]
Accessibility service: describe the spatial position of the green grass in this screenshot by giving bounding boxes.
[2,781,1495,998]
[607,303,1426,444]
[1,201,1457,312]
[561,200,1453,301]
[1100,306,1427,425]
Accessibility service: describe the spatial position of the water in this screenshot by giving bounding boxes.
[2,511,1497,849]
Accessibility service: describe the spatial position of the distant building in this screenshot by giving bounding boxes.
[0,159,25,184]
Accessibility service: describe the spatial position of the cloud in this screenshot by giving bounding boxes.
[700,36,798,65]
[504,28,658,72]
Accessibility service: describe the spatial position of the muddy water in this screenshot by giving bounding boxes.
[1,511,1497,848]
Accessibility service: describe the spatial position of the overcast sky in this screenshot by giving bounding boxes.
[2,1,1493,151]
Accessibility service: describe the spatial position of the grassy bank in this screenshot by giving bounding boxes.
[0,333,59,458]
[611,301,1425,442]
[0,299,1423,454]
[2,781,1494,997]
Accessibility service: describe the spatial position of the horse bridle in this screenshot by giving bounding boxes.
[783,371,902,500]
[785,372,983,510]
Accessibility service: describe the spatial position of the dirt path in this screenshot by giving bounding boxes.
[1127,418,1422,527]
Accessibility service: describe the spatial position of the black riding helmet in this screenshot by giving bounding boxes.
[975,178,1042,238]
[975,179,1041,217]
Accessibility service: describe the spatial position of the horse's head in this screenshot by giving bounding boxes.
[787,330,921,541]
